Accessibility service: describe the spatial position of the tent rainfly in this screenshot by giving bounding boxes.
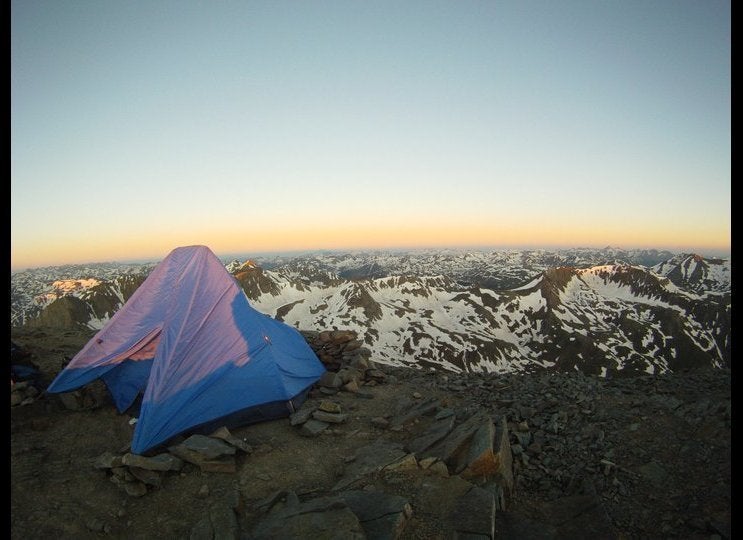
[46,245,326,454]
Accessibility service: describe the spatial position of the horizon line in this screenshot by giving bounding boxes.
[11,243,732,273]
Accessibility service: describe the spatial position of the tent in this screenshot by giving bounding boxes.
[46,245,326,455]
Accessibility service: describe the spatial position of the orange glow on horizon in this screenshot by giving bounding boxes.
[11,218,730,271]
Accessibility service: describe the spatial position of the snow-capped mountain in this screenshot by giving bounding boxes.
[11,262,154,327]
[25,274,149,330]
[11,248,730,376]
[652,253,731,295]
[242,263,728,376]
[253,247,679,290]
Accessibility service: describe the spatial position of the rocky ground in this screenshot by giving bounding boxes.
[10,326,731,539]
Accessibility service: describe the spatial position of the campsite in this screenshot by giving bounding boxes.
[11,314,731,537]
[11,246,731,539]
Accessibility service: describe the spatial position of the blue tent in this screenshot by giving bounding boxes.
[47,245,326,455]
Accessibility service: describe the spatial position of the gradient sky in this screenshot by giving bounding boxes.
[11,1,731,270]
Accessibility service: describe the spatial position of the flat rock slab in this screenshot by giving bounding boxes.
[459,416,514,494]
[167,445,236,473]
[208,426,254,454]
[496,494,618,539]
[318,400,342,413]
[453,483,496,539]
[340,489,412,538]
[289,408,315,426]
[390,397,440,428]
[312,411,348,424]
[406,415,457,455]
[420,412,489,467]
[250,496,365,540]
[318,371,343,388]
[333,440,408,491]
[178,434,236,459]
[415,475,495,538]
[300,419,330,437]
[93,451,124,469]
[339,490,412,522]
[122,452,183,472]
[128,466,162,487]
[197,456,237,473]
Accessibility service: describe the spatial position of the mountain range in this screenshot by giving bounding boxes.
[11,247,730,376]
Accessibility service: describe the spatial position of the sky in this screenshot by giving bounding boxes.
[11,1,731,270]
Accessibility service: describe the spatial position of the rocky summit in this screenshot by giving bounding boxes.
[10,326,730,539]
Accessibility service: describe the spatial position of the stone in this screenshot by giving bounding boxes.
[128,466,162,487]
[312,411,348,424]
[342,380,360,393]
[429,461,450,477]
[251,496,365,540]
[93,451,124,469]
[384,453,418,472]
[319,400,342,414]
[209,505,239,539]
[57,391,83,410]
[514,430,532,448]
[300,419,330,437]
[123,481,148,498]
[208,426,254,454]
[331,330,357,343]
[370,417,390,428]
[435,408,456,420]
[497,494,618,539]
[340,490,412,539]
[420,412,486,466]
[343,339,364,352]
[406,415,457,455]
[458,420,496,476]
[459,416,514,495]
[289,407,315,426]
[527,442,542,455]
[198,456,237,473]
[349,356,370,370]
[166,445,236,473]
[122,452,184,472]
[111,466,136,482]
[318,372,343,388]
[452,484,496,538]
[365,368,387,382]
[390,397,440,428]
[417,476,494,539]
[337,368,362,385]
[178,434,237,459]
[333,440,408,491]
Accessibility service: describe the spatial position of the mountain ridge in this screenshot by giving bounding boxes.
[12,248,729,378]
